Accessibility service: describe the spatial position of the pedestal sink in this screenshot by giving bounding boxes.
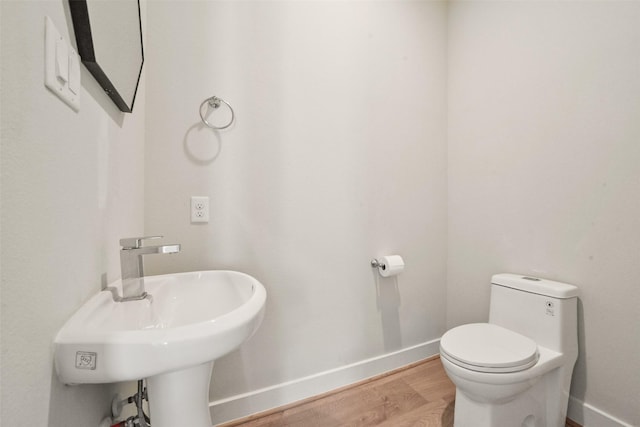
[54,270,266,427]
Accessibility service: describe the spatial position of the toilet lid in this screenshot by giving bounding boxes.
[440,323,539,373]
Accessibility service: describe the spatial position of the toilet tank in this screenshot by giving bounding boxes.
[488,274,579,355]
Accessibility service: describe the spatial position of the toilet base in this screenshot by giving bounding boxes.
[452,367,570,427]
[454,388,544,427]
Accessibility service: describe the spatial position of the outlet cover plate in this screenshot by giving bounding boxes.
[191,196,209,223]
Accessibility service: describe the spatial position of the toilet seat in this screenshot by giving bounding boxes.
[440,323,539,373]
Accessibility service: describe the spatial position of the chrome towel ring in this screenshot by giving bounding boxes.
[199,96,235,130]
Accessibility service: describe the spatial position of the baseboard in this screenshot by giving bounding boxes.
[209,339,441,425]
[567,396,634,427]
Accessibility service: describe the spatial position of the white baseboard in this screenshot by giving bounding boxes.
[568,396,635,427]
[209,339,441,425]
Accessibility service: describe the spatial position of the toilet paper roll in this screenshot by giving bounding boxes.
[378,255,404,277]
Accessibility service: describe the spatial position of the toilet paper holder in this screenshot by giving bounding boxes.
[370,255,405,277]
[370,258,386,270]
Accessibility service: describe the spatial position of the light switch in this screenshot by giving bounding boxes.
[44,16,80,111]
[55,38,69,83]
[68,48,80,95]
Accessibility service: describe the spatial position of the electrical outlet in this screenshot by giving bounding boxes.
[191,196,210,223]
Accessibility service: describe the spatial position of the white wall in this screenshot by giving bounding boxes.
[0,1,146,426]
[447,1,640,426]
[144,0,448,414]
[3,1,638,426]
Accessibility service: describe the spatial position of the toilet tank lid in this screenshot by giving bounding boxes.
[491,273,579,299]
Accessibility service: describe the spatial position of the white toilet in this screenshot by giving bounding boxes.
[440,273,579,427]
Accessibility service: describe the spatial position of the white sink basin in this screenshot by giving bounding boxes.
[54,270,266,385]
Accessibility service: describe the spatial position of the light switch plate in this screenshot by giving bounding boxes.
[45,16,80,111]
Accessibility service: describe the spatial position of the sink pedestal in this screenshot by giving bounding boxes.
[147,361,214,427]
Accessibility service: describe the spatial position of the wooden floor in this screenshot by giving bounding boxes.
[218,356,579,427]
[219,356,455,427]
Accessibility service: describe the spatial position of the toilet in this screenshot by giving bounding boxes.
[440,273,579,427]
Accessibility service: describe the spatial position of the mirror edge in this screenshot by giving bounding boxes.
[68,0,144,113]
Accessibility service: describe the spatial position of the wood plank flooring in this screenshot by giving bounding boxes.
[218,356,580,427]
[218,356,454,427]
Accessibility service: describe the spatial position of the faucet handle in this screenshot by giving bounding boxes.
[120,236,162,249]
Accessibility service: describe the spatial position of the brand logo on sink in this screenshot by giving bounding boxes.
[75,351,97,370]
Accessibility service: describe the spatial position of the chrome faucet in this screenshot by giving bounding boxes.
[119,236,181,301]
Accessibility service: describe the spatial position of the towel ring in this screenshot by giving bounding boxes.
[199,96,235,130]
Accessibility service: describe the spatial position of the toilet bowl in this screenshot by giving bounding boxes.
[440,274,578,427]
